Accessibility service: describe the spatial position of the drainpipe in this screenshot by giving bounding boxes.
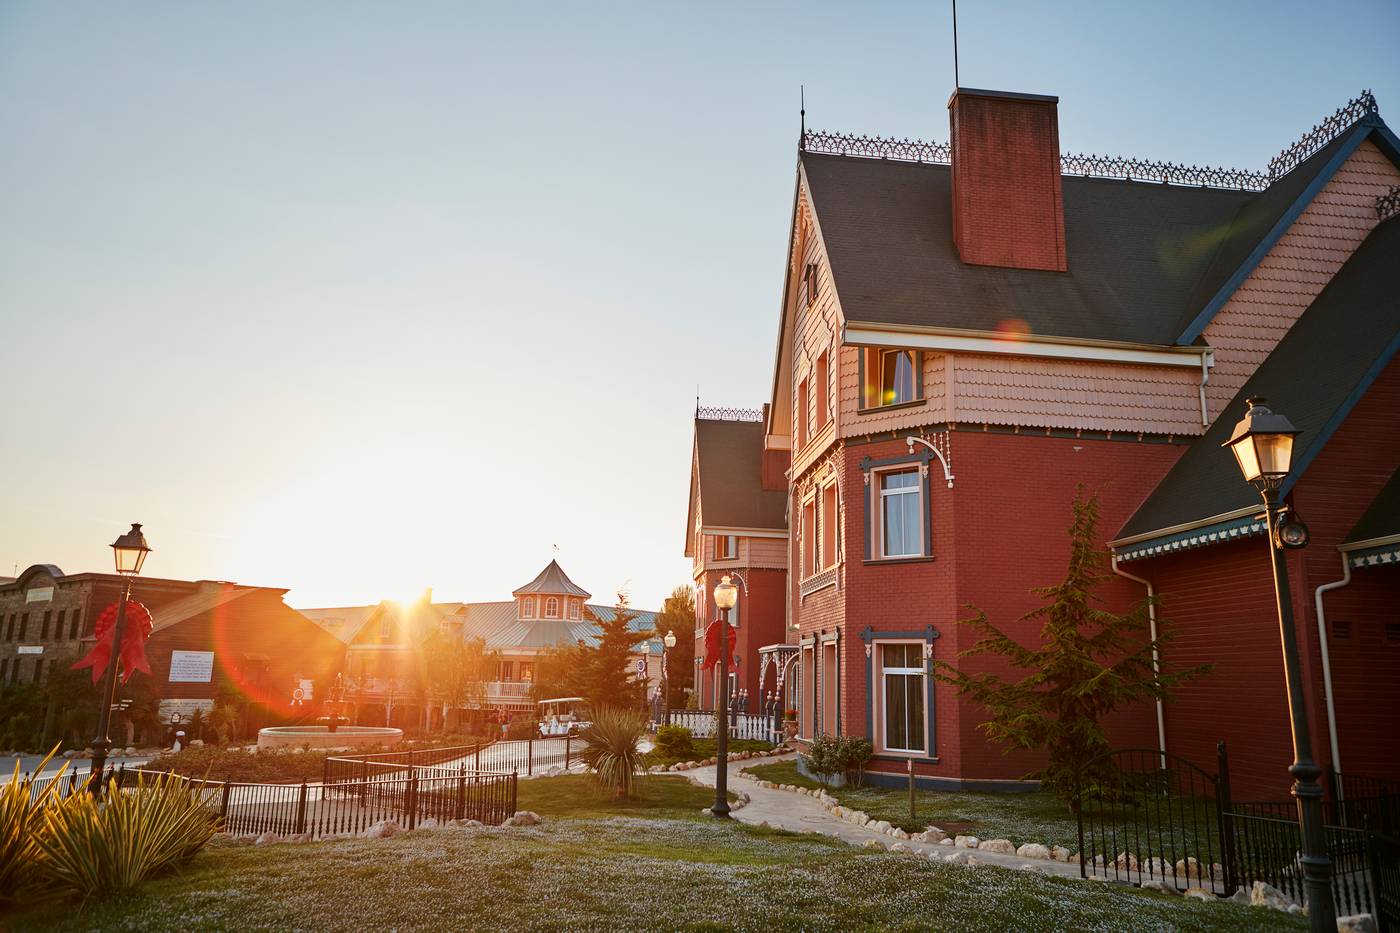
[1198,351,1213,427]
[1312,551,1350,786]
[1110,556,1167,761]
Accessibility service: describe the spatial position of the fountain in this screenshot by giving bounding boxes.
[257,674,403,750]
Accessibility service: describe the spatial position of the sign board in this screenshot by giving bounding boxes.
[299,678,313,700]
[17,645,44,655]
[168,650,215,683]
[635,658,647,676]
[26,587,54,603]
[158,698,215,723]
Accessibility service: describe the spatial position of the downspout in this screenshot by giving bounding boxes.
[1312,551,1350,786]
[1198,350,1213,427]
[1110,556,1167,761]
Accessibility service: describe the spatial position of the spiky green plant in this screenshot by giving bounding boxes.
[36,771,217,899]
[0,747,68,906]
[579,708,646,798]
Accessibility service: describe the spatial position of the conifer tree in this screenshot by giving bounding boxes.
[575,593,648,713]
[653,585,697,707]
[935,487,1208,802]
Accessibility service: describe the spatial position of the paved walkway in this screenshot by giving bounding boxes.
[685,755,1083,880]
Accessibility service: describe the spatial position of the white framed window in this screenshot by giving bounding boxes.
[714,535,737,560]
[569,599,581,620]
[800,646,815,739]
[879,642,926,754]
[545,597,559,619]
[862,349,920,408]
[879,469,922,558]
[519,596,535,619]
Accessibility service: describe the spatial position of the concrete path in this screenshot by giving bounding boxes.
[685,755,1083,880]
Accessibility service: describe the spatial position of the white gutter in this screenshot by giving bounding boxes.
[1312,552,1350,785]
[1110,556,1167,763]
[844,322,1213,370]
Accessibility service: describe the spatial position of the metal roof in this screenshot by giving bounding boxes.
[511,560,591,598]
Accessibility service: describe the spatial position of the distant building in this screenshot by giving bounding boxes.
[299,560,660,728]
[0,564,345,742]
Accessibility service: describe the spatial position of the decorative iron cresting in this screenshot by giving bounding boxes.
[1378,184,1400,222]
[696,405,764,422]
[1267,90,1379,182]
[798,90,1380,193]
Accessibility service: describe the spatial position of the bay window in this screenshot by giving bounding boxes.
[879,642,926,754]
[862,349,921,409]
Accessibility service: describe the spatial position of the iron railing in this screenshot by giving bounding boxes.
[1331,769,1400,835]
[326,736,581,784]
[115,765,518,837]
[695,406,765,423]
[1267,90,1379,182]
[663,710,774,742]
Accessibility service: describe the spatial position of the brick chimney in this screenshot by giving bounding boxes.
[948,88,1067,272]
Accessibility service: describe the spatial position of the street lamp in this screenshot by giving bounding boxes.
[711,575,738,819]
[90,523,151,795]
[662,629,677,726]
[1223,398,1333,930]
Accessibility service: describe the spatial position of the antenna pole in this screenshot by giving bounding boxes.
[952,0,960,89]
[799,85,806,150]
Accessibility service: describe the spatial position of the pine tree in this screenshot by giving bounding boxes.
[575,593,648,713]
[935,487,1208,802]
[653,585,696,707]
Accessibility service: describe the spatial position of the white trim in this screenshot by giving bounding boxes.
[699,526,787,539]
[877,467,922,559]
[844,322,1212,370]
[1108,505,1260,549]
[1338,533,1400,553]
[873,640,928,756]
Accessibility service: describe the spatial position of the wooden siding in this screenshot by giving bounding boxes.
[839,350,949,437]
[1202,140,1400,418]
[790,190,845,478]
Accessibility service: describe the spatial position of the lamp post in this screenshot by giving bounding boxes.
[90,523,151,796]
[662,629,677,726]
[1223,398,1333,930]
[711,575,738,819]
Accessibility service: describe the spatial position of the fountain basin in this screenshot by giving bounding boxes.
[257,725,403,750]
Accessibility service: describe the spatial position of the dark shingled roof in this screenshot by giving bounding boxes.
[512,560,591,598]
[694,418,787,531]
[1118,217,1400,541]
[800,132,1347,347]
[1346,468,1400,545]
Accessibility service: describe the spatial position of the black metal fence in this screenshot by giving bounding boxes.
[115,765,517,837]
[325,737,581,784]
[1077,743,1400,926]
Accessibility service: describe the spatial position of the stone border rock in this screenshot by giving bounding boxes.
[734,764,1325,922]
[650,745,791,774]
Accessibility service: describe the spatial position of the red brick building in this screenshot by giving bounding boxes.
[752,87,1400,791]
[685,408,790,714]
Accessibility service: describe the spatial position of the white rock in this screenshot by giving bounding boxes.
[1175,856,1204,879]
[448,818,483,828]
[1250,880,1297,911]
[1229,887,1250,904]
[891,828,910,840]
[944,849,976,865]
[861,838,884,851]
[980,839,1015,855]
[1183,886,1213,902]
[363,820,401,839]
[189,740,204,748]
[938,837,955,846]
[1050,845,1072,862]
[1115,851,1139,871]
[1336,914,1378,933]
[870,820,891,834]
[507,810,541,827]
[1015,843,1051,860]
[954,835,980,849]
[830,806,845,819]
[923,828,948,843]
[889,842,911,853]
[254,832,279,845]
[1141,879,1178,895]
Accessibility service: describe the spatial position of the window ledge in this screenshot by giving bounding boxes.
[856,398,926,416]
[799,567,839,597]
[871,753,941,764]
[863,555,936,566]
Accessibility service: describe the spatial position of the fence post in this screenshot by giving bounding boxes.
[565,734,572,770]
[360,759,369,807]
[511,769,518,820]
[474,743,481,771]
[1217,741,1237,894]
[407,771,419,830]
[528,735,534,777]
[322,756,329,787]
[220,781,232,825]
[295,780,309,835]
[456,766,467,821]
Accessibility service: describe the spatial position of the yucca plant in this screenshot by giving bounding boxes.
[36,771,217,899]
[0,747,68,906]
[579,708,646,798]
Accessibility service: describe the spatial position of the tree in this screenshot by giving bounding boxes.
[574,593,648,713]
[530,643,586,704]
[653,585,696,707]
[934,487,1208,802]
[427,636,500,732]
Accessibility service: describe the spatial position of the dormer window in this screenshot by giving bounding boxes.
[545,597,560,619]
[569,599,581,620]
[862,349,921,409]
[519,596,535,619]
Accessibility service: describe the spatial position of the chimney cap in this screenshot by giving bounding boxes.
[948,87,1059,108]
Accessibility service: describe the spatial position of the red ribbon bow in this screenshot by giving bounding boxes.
[701,618,738,672]
[71,600,153,685]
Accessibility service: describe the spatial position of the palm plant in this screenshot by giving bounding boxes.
[36,771,217,899]
[0,748,68,906]
[579,708,646,798]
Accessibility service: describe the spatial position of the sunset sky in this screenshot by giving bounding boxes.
[3,0,1397,611]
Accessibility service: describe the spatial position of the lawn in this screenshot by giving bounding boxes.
[742,761,1216,860]
[7,775,1299,932]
